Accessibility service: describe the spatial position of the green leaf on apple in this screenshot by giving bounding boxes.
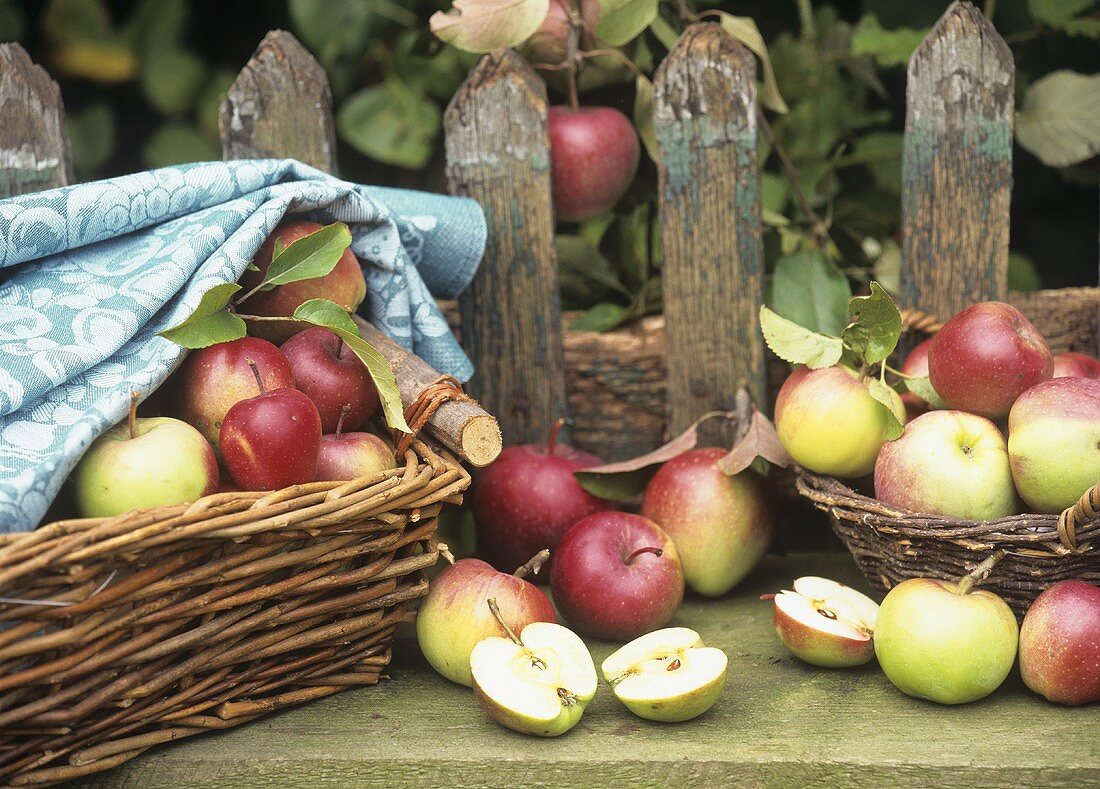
[865,377,904,441]
[291,298,412,434]
[258,221,353,292]
[759,305,844,369]
[903,374,946,410]
[842,281,902,365]
[429,0,550,54]
[714,12,788,114]
[157,283,247,348]
[595,0,658,47]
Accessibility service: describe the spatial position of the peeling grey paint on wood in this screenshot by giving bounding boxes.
[0,43,71,198]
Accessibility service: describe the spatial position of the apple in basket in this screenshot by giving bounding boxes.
[282,326,380,433]
[899,337,934,418]
[239,220,367,343]
[769,577,879,668]
[316,406,396,482]
[1019,579,1100,705]
[74,393,219,518]
[548,105,640,223]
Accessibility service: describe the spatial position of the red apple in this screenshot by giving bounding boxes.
[1019,579,1100,705]
[1053,352,1100,379]
[550,511,684,641]
[548,106,640,222]
[238,220,367,343]
[416,552,556,686]
[471,420,612,574]
[527,0,600,63]
[316,406,396,481]
[900,337,934,419]
[641,448,773,597]
[927,302,1053,419]
[281,327,379,432]
[177,336,294,453]
[220,361,322,490]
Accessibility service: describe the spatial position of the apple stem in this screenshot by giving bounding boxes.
[487,598,542,669]
[128,390,140,440]
[335,404,350,438]
[563,1,581,112]
[547,417,566,457]
[246,358,266,396]
[624,546,662,565]
[514,549,551,579]
[335,335,345,357]
[435,541,455,565]
[955,550,1006,596]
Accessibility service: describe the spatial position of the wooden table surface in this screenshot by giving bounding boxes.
[81,552,1099,788]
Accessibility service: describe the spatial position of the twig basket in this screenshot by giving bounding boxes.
[0,439,468,786]
[796,470,1100,616]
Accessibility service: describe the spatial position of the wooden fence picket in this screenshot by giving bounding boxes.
[0,43,71,198]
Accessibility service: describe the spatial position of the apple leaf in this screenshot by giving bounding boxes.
[865,377,904,441]
[769,249,852,336]
[633,73,658,163]
[903,374,946,409]
[759,305,844,369]
[429,0,549,54]
[1015,71,1100,168]
[257,222,353,292]
[714,12,788,114]
[158,283,247,348]
[595,0,658,47]
[717,406,791,476]
[292,299,411,434]
[842,282,902,365]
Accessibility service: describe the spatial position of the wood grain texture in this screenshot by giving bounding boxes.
[444,50,566,446]
[654,23,765,444]
[901,1,1013,320]
[220,30,337,172]
[0,43,71,198]
[82,553,1100,789]
[1009,286,1100,355]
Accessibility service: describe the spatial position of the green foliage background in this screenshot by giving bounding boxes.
[2,0,1096,332]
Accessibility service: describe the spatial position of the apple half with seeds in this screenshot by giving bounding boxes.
[601,627,728,722]
[470,604,597,737]
[772,577,879,667]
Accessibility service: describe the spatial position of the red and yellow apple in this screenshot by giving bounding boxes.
[1053,351,1100,379]
[771,577,879,668]
[899,337,933,419]
[1019,579,1100,705]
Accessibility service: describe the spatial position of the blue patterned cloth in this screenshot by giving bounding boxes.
[0,159,485,532]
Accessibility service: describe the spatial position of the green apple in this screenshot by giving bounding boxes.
[874,410,1017,520]
[1008,377,1100,514]
[775,365,906,478]
[74,404,219,518]
[601,627,727,722]
[772,576,879,668]
[470,607,597,737]
[874,575,1018,705]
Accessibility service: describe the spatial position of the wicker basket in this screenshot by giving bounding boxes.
[796,470,1100,616]
[0,439,467,786]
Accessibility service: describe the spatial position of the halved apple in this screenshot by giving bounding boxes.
[470,620,597,737]
[772,576,879,667]
[601,627,727,722]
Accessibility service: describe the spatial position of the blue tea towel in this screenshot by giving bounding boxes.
[0,159,486,532]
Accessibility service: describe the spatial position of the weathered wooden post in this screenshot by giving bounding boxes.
[221,31,501,466]
[901,1,1013,321]
[0,43,71,198]
[443,51,566,446]
[654,23,766,441]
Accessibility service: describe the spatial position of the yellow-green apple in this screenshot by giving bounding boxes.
[900,337,933,419]
[775,365,906,478]
[874,410,1017,519]
[1019,580,1100,705]
[526,0,600,63]
[416,552,555,687]
[550,512,684,640]
[316,407,396,482]
[874,575,1018,704]
[1053,351,1100,379]
[74,397,218,518]
[178,336,294,453]
[238,220,366,343]
[1008,377,1100,513]
[470,610,597,737]
[471,420,611,573]
[281,327,379,432]
[927,301,1053,419]
[640,448,774,596]
[219,362,322,490]
[770,576,879,667]
[601,627,727,722]
[549,106,640,222]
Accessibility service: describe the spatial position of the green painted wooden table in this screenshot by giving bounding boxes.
[81,553,1099,788]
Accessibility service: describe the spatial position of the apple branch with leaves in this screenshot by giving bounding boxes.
[158,222,411,433]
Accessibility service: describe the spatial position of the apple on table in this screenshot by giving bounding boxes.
[1019,580,1100,705]
[770,576,879,668]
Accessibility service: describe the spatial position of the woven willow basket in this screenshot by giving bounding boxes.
[0,438,467,786]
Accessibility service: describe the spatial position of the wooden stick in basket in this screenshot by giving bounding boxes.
[354,316,501,467]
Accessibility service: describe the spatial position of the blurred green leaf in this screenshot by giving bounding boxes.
[556,235,629,309]
[851,15,927,67]
[338,81,441,169]
[770,249,852,336]
[569,301,632,332]
[1008,252,1042,292]
[124,0,187,54]
[289,0,376,72]
[1027,0,1096,26]
[648,15,679,50]
[633,74,658,163]
[715,12,788,113]
[197,69,237,139]
[43,0,113,43]
[44,0,139,84]
[596,0,658,47]
[0,0,26,39]
[845,131,904,194]
[430,0,549,53]
[142,123,219,168]
[142,49,206,115]
[1016,71,1100,168]
[66,104,115,177]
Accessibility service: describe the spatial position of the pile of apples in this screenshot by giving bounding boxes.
[71,221,396,519]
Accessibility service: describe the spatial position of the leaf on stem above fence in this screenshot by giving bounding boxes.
[1016,71,1100,168]
[851,15,927,67]
[256,222,353,292]
[769,249,851,337]
[596,0,658,47]
[842,281,901,365]
[430,0,550,53]
[292,299,411,433]
[759,305,844,369]
[865,376,904,441]
[634,73,658,162]
[716,406,791,476]
[158,283,246,348]
[714,12,788,114]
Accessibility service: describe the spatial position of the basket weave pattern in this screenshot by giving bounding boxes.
[0,440,467,786]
